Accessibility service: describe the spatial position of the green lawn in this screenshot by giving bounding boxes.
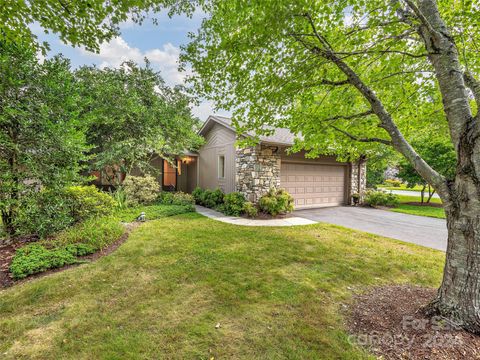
[0,213,444,359]
[379,184,425,191]
[391,194,445,219]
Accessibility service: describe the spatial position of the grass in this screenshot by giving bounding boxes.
[0,213,445,359]
[379,184,425,191]
[391,194,445,219]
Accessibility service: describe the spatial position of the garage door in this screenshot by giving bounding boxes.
[280,162,346,208]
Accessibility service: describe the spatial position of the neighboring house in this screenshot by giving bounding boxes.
[196,115,366,209]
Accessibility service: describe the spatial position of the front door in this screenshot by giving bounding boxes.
[163,160,177,191]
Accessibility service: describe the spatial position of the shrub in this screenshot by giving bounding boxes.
[16,189,74,238]
[223,192,246,216]
[113,204,195,222]
[384,179,402,187]
[258,188,294,216]
[158,191,195,206]
[122,175,160,206]
[200,188,224,208]
[242,202,258,218]
[10,244,79,279]
[65,185,115,222]
[111,187,128,209]
[364,190,399,207]
[192,187,204,204]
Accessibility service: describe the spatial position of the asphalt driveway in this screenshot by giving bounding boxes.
[294,206,447,251]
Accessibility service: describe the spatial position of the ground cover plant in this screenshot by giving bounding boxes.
[0,213,445,359]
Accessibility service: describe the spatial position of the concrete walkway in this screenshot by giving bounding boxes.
[195,205,317,227]
[295,206,447,251]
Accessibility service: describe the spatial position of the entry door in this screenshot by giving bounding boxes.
[280,162,346,208]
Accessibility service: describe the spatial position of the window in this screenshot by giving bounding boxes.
[218,155,225,178]
[177,159,182,175]
[163,160,176,190]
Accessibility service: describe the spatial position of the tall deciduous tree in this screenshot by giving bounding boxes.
[182,1,480,332]
[76,61,203,181]
[0,44,88,236]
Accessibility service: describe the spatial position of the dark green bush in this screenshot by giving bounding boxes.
[258,188,294,216]
[223,192,246,216]
[364,190,399,207]
[200,188,224,208]
[16,189,75,238]
[192,187,204,204]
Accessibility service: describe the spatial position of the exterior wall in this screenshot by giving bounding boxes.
[350,159,367,203]
[198,123,236,192]
[236,145,281,202]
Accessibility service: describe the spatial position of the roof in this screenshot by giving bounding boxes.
[198,115,297,146]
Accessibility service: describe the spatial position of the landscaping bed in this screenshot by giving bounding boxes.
[347,285,480,359]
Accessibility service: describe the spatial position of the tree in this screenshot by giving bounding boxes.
[0,44,88,236]
[182,1,480,332]
[0,1,195,52]
[76,61,203,182]
[398,138,456,203]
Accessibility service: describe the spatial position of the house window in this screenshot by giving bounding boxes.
[177,159,182,175]
[163,160,176,191]
[218,155,225,178]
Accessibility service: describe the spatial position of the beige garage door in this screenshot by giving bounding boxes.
[280,162,346,208]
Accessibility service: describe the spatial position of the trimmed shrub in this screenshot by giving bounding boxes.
[242,202,258,218]
[364,190,399,207]
[384,179,402,188]
[223,192,246,216]
[158,191,194,206]
[200,188,224,208]
[192,187,204,204]
[258,188,294,216]
[65,185,115,222]
[122,175,160,206]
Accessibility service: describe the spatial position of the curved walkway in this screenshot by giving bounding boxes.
[195,205,317,226]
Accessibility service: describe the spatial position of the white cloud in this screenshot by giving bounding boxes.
[191,100,231,122]
[79,37,184,86]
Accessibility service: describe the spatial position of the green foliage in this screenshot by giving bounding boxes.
[384,179,402,188]
[199,188,224,208]
[258,189,294,216]
[192,187,204,204]
[111,187,128,209]
[122,175,160,206]
[223,192,246,216]
[76,62,203,179]
[158,192,195,206]
[113,204,195,223]
[364,190,400,208]
[242,202,258,218]
[54,216,124,250]
[10,244,79,280]
[0,1,197,52]
[65,185,115,222]
[0,44,89,236]
[15,189,75,238]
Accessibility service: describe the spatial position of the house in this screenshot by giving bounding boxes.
[195,115,366,208]
[101,115,366,209]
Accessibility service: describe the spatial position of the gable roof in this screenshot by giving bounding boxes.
[198,115,297,146]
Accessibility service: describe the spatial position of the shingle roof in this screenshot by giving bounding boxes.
[202,115,297,146]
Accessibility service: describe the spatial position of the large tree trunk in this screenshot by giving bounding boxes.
[427,176,480,333]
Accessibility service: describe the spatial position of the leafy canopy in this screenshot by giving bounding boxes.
[181,1,480,164]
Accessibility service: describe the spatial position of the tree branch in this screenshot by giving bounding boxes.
[330,125,393,145]
[320,110,374,122]
[403,0,438,35]
[463,71,480,113]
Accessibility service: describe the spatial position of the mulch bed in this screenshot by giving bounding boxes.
[0,222,138,289]
[346,285,480,359]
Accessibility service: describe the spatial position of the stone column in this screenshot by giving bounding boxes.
[350,158,367,204]
[235,145,281,203]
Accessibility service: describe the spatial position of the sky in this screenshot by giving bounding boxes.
[32,10,230,121]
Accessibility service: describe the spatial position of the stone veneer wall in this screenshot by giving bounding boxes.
[350,159,367,203]
[235,145,281,203]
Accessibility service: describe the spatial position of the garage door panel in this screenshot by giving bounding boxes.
[280,162,346,208]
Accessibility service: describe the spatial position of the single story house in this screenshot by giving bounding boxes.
[100,115,366,209]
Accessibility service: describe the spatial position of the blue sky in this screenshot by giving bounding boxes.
[33,10,228,120]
